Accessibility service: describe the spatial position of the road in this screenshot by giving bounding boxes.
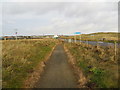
[34,44,77,88]
[62,39,120,47]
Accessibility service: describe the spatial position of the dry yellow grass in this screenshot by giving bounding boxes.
[2,39,57,88]
[65,42,119,88]
[60,32,119,42]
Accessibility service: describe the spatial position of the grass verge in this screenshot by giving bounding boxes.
[65,42,119,88]
[2,39,57,88]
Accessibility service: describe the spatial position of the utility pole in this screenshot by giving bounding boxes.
[15,29,18,40]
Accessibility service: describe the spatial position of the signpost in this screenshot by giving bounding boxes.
[74,32,81,43]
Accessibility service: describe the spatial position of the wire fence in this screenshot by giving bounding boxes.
[61,38,120,48]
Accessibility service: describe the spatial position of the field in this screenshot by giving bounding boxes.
[1,37,119,88]
[65,42,119,88]
[61,32,120,43]
[2,39,57,88]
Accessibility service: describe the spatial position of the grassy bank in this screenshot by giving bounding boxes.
[61,32,120,43]
[2,39,57,88]
[65,42,119,88]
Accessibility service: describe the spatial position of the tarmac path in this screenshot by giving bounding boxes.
[35,44,77,88]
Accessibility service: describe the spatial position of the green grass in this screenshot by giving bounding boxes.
[60,32,120,43]
[2,39,57,88]
[65,42,119,88]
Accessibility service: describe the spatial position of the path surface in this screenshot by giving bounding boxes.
[35,44,77,88]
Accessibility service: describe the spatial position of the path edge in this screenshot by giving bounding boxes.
[23,44,57,88]
[63,44,87,88]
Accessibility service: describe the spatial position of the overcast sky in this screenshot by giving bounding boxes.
[1,0,119,36]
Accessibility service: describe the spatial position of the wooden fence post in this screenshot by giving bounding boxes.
[114,41,117,61]
[80,35,81,44]
[74,35,76,43]
[97,41,99,49]
[87,40,89,46]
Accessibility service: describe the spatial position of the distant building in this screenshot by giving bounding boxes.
[3,36,15,40]
[53,35,59,39]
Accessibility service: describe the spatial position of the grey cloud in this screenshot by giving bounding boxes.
[3,2,117,15]
[2,2,118,35]
[3,2,67,15]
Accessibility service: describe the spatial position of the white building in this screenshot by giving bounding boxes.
[53,35,59,39]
